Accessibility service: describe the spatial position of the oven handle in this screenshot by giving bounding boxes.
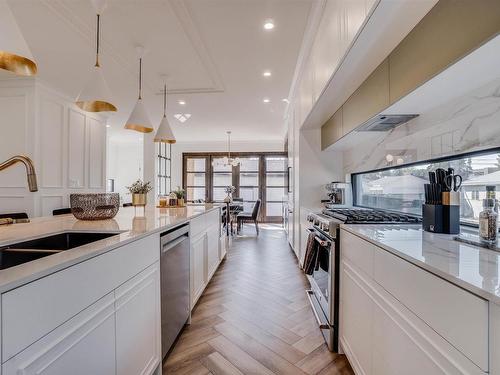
[306,290,330,329]
[306,228,331,247]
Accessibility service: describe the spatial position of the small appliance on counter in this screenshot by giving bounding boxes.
[422,168,461,234]
[324,182,352,208]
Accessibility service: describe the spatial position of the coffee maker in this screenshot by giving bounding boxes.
[325,182,352,208]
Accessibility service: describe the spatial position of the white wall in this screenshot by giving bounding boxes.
[0,78,107,217]
[107,137,143,204]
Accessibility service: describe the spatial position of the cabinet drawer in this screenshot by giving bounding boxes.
[2,234,159,362]
[205,209,220,230]
[3,293,116,375]
[373,248,488,371]
[190,214,206,237]
[340,229,374,277]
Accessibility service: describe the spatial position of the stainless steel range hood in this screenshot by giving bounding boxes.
[357,114,419,132]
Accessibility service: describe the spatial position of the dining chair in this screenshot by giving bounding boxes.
[237,199,261,235]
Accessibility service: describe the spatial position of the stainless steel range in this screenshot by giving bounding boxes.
[305,208,421,352]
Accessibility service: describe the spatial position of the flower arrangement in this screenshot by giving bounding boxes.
[224,186,236,195]
[126,180,152,194]
[172,186,185,200]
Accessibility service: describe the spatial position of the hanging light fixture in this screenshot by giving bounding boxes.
[213,131,240,168]
[154,83,176,143]
[125,52,154,133]
[75,2,116,112]
[0,0,37,76]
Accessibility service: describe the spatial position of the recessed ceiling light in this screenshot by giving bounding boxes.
[263,19,274,30]
[106,124,111,128]
[178,100,186,105]
[263,71,271,77]
[282,98,289,103]
[174,113,192,123]
[263,98,270,103]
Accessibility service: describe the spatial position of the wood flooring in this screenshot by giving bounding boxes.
[163,224,353,375]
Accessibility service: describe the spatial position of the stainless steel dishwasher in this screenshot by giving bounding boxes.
[160,223,190,359]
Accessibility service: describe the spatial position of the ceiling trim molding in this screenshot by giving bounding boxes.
[168,0,225,94]
[38,0,225,95]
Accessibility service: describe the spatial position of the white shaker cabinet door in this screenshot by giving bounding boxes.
[191,233,207,308]
[3,293,116,375]
[207,227,220,280]
[115,263,161,375]
[341,262,373,375]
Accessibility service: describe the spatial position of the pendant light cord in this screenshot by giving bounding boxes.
[138,58,142,100]
[95,14,100,67]
[163,83,167,117]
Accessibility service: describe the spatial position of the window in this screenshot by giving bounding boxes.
[182,152,287,221]
[185,157,207,202]
[265,156,287,220]
[212,158,232,202]
[239,157,260,212]
[157,143,171,196]
[353,148,500,225]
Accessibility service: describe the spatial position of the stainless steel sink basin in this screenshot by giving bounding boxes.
[0,232,119,270]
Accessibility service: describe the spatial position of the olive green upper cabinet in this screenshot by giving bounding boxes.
[389,0,500,103]
[321,107,343,150]
[342,58,389,135]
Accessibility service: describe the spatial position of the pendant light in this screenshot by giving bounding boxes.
[75,3,116,113]
[213,131,240,167]
[0,0,37,76]
[154,83,176,143]
[125,53,153,133]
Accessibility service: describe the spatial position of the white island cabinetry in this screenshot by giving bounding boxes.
[0,206,223,375]
[340,229,492,375]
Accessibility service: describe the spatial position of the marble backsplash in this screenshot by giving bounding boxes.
[343,77,500,175]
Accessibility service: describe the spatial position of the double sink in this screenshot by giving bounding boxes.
[0,232,119,270]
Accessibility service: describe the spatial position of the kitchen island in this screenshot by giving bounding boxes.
[340,224,500,375]
[0,204,224,375]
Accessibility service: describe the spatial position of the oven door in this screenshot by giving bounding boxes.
[305,228,338,352]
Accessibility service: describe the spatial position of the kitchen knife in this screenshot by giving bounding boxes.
[436,168,448,192]
[428,171,436,184]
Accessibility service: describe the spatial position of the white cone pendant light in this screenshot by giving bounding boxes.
[75,11,116,112]
[0,0,37,76]
[154,84,176,144]
[125,57,153,133]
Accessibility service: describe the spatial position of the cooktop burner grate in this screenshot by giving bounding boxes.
[322,208,421,224]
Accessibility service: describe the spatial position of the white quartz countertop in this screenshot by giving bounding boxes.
[0,204,220,293]
[341,224,500,305]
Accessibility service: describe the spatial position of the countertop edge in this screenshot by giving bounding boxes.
[0,206,221,294]
[340,224,500,306]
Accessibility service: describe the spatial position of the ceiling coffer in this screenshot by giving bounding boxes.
[357,114,419,132]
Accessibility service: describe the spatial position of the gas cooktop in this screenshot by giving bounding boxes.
[322,208,421,224]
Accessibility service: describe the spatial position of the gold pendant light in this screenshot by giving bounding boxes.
[0,0,37,76]
[75,11,117,112]
[154,83,176,143]
[125,56,154,133]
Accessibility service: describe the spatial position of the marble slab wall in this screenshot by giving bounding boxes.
[343,77,500,175]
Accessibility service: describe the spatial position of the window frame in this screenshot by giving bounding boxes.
[182,152,288,222]
[157,142,172,196]
[351,146,500,226]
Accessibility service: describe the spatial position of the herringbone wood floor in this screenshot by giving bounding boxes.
[163,224,353,375]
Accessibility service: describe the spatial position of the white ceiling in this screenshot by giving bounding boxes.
[5,0,312,142]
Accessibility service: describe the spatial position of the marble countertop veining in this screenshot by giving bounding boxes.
[340,224,500,305]
[0,204,220,293]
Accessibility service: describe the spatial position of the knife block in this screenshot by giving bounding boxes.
[422,204,460,234]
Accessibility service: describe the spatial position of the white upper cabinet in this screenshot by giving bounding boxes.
[294,0,373,129]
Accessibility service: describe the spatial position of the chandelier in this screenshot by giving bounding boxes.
[213,131,240,167]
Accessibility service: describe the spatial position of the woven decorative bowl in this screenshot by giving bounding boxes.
[70,193,120,220]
